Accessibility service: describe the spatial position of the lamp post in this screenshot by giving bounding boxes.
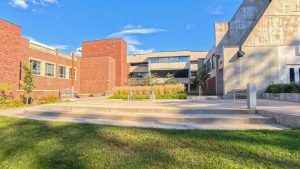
[70,50,75,101]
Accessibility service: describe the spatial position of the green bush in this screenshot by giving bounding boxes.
[156,93,187,99]
[265,83,300,93]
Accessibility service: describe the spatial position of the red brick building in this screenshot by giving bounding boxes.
[0,19,128,98]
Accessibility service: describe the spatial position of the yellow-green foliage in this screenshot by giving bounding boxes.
[113,84,185,95]
[38,96,59,104]
[0,83,11,97]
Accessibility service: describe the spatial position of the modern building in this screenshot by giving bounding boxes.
[0,19,129,98]
[127,51,207,91]
[202,0,300,96]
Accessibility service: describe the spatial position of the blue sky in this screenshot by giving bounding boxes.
[1,0,243,54]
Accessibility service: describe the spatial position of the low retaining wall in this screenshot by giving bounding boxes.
[262,93,300,103]
[257,110,300,128]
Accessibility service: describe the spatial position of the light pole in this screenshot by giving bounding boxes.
[70,50,75,101]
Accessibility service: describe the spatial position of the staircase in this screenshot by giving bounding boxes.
[20,105,286,130]
[223,89,248,99]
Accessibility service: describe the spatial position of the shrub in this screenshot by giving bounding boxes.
[0,83,12,98]
[265,83,300,93]
[113,84,186,96]
[38,96,59,104]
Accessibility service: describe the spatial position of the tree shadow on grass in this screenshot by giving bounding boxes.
[0,117,178,169]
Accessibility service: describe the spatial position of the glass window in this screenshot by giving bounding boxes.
[179,56,189,62]
[30,59,41,75]
[149,58,159,63]
[290,68,295,83]
[137,72,149,78]
[169,57,180,62]
[191,71,198,77]
[69,68,77,80]
[159,58,169,63]
[58,66,66,79]
[45,63,55,77]
[190,61,198,64]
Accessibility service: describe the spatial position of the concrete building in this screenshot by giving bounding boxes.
[0,19,129,98]
[127,51,207,91]
[203,0,300,96]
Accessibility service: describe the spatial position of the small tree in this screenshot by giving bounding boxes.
[193,69,210,90]
[164,73,177,85]
[22,63,34,104]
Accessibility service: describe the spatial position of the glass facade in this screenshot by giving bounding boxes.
[151,69,189,78]
[149,56,190,63]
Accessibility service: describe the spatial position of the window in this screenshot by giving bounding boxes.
[45,63,55,77]
[190,61,198,64]
[130,63,148,67]
[69,68,77,80]
[58,66,66,79]
[149,58,159,63]
[149,56,190,63]
[191,71,198,77]
[30,59,41,75]
[179,56,189,62]
[290,68,295,83]
[151,69,189,78]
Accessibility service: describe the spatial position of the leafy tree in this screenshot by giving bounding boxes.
[164,73,177,85]
[193,69,210,90]
[22,63,34,104]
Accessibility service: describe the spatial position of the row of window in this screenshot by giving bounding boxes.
[130,63,148,67]
[30,59,76,79]
[149,56,190,63]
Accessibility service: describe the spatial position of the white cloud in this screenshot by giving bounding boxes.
[9,0,58,9]
[209,6,224,15]
[9,0,28,9]
[51,44,68,50]
[108,25,165,55]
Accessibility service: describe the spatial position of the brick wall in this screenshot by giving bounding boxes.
[0,20,22,95]
[80,56,116,93]
[21,39,81,92]
[82,39,129,86]
[204,77,216,95]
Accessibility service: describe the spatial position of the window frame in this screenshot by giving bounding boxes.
[58,65,67,79]
[45,63,55,77]
[30,59,41,75]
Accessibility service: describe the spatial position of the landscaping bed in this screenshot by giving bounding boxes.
[263,83,300,102]
[0,116,299,169]
[109,84,188,100]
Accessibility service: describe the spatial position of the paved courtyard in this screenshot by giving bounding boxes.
[0,97,299,130]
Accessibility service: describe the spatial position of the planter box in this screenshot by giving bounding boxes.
[263,93,300,103]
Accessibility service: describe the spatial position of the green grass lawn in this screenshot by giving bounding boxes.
[0,116,299,169]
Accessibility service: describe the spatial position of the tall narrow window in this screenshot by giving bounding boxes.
[45,63,55,77]
[290,68,295,83]
[58,66,66,79]
[30,59,41,75]
[69,68,77,80]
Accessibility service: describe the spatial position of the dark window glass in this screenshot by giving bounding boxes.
[130,63,148,67]
[151,69,189,78]
[190,61,198,64]
[191,71,198,77]
[290,68,295,83]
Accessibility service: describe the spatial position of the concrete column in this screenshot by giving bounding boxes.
[188,84,191,92]
[247,83,257,109]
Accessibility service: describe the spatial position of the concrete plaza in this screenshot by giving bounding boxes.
[0,97,299,130]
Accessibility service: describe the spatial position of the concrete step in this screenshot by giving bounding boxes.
[35,105,256,114]
[23,110,276,125]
